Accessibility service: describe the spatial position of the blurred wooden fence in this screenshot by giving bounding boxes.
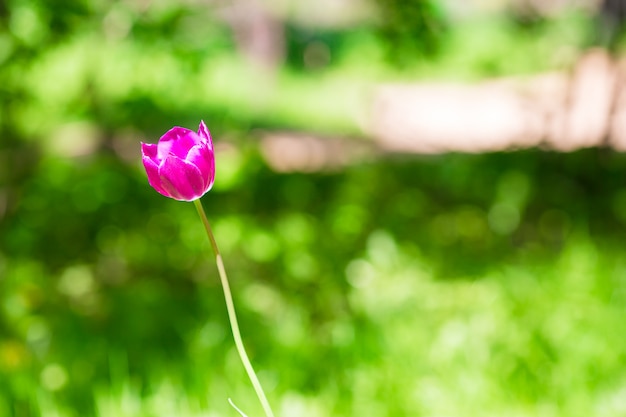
[261,49,626,172]
[371,49,626,153]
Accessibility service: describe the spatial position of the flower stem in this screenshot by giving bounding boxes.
[193,199,275,417]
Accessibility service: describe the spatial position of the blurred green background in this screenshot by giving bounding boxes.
[2,0,626,416]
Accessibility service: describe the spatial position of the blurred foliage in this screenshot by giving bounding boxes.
[372,0,447,66]
[1,0,624,416]
[593,0,626,51]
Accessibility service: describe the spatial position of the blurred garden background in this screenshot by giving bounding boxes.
[3,0,626,416]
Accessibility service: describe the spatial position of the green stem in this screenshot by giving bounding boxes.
[193,199,275,417]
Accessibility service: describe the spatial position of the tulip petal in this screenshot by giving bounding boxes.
[141,142,159,163]
[158,154,208,201]
[187,144,215,190]
[194,129,215,175]
[142,152,171,197]
[157,127,201,161]
[198,121,213,150]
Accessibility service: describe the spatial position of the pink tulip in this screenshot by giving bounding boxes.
[141,121,215,201]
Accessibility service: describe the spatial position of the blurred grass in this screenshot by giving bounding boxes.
[4,149,626,417]
[2,1,626,416]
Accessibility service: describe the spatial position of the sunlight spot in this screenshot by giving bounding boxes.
[242,231,280,262]
[488,202,520,235]
[57,265,95,299]
[41,363,68,391]
[345,259,375,288]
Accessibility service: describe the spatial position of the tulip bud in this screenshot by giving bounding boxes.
[141,121,215,201]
